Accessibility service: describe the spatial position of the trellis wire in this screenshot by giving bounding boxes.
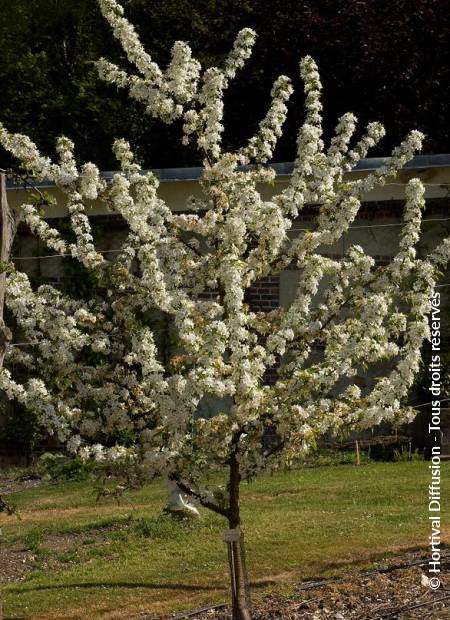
[6,204,449,415]
[290,216,450,232]
[10,217,450,261]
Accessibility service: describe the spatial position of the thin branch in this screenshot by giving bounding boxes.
[170,475,230,518]
[263,440,285,459]
[0,167,49,205]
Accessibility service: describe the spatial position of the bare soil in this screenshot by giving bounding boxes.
[0,524,126,584]
[0,544,36,584]
[190,551,450,620]
[0,471,42,496]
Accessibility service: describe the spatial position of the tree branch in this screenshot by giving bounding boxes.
[170,475,230,518]
[0,173,16,367]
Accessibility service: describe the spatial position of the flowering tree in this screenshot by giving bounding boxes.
[1,0,450,617]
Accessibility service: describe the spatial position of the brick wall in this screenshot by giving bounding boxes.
[244,276,279,312]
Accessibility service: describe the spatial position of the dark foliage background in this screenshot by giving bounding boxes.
[0,0,448,168]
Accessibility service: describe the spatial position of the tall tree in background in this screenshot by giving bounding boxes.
[0,0,448,169]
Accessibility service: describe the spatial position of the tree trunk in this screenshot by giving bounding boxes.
[0,173,15,368]
[226,456,251,620]
[225,527,251,620]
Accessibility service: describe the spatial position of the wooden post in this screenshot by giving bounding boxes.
[223,528,251,620]
[0,174,19,513]
[0,173,16,369]
[355,440,361,466]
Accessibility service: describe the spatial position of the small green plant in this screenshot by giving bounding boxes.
[56,549,78,564]
[0,494,19,518]
[304,448,371,467]
[38,452,96,481]
[24,528,44,552]
[108,529,127,542]
[87,546,113,559]
[132,514,188,541]
[393,447,424,462]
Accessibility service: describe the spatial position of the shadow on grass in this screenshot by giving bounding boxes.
[317,544,433,575]
[6,581,226,593]
[7,577,280,595]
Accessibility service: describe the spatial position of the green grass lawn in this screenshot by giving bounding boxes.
[1,461,448,619]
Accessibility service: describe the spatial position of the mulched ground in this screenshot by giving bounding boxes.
[0,471,42,496]
[0,525,129,584]
[188,551,450,620]
[0,472,42,583]
[0,544,36,584]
